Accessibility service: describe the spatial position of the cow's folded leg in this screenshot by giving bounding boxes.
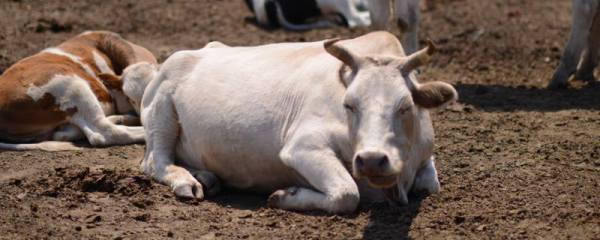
[107,114,141,126]
[141,92,203,199]
[52,124,84,142]
[271,145,360,213]
[412,156,440,194]
[71,116,145,146]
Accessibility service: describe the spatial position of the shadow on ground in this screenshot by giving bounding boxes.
[209,187,426,239]
[456,82,600,112]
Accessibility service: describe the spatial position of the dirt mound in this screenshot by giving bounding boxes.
[32,167,154,198]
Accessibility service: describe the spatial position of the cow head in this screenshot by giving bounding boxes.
[324,38,457,202]
[121,62,158,115]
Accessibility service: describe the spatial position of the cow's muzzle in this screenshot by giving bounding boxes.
[354,150,396,188]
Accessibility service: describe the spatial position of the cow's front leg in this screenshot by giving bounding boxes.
[270,143,359,213]
[141,91,204,199]
[412,156,440,194]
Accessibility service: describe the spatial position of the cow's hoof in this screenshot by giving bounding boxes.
[267,187,299,208]
[574,71,596,83]
[191,171,221,197]
[173,180,204,200]
[548,71,570,90]
[547,80,569,90]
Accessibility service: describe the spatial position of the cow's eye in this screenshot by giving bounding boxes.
[398,106,412,115]
[344,103,355,113]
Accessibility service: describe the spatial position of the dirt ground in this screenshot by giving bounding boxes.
[0,0,599,239]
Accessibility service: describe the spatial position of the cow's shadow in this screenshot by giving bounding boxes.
[208,187,426,239]
[359,192,426,240]
[454,82,600,112]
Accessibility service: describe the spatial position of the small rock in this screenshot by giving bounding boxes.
[237,210,253,219]
[17,193,27,200]
[476,224,486,231]
[199,232,216,240]
[93,206,102,212]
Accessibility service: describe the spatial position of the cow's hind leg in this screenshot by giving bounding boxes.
[107,114,141,126]
[575,3,600,83]
[141,91,204,199]
[42,75,144,146]
[52,124,84,142]
[549,0,598,88]
[394,0,421,54]
[269,138,360,213]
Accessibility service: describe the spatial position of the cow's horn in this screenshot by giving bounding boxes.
[400,40,436,75]
[324,38,362,69]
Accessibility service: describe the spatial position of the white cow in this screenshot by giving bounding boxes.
[549,0,600,89]
[139,31,457,213]
[369,0,421,55]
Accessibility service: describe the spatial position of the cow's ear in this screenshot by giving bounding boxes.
[412,81,458,108]
[324,38,362,70]
[98,73,123,90]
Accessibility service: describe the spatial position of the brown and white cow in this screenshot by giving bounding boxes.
[0,31,158,151]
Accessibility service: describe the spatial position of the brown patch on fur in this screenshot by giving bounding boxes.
[98,73,122,91]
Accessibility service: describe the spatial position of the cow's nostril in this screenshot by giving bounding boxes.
[355,155,365,168]
[377,155,389,169]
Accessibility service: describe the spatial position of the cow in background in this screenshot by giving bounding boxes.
[369,0,421,55]
[549,0,600,89]
[0,31,157,151]
[245,0,371,30]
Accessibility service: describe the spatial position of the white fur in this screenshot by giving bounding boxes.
[121,62,159,115]
[140,32,451,213]
[43,48,97,78]
[92,51,115,75]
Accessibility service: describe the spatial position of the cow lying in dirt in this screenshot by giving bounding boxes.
[549,0,600,88]
[0,31,158,151]
[138,31,457,213]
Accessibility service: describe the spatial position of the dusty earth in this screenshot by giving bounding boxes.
[1,0,599,239]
